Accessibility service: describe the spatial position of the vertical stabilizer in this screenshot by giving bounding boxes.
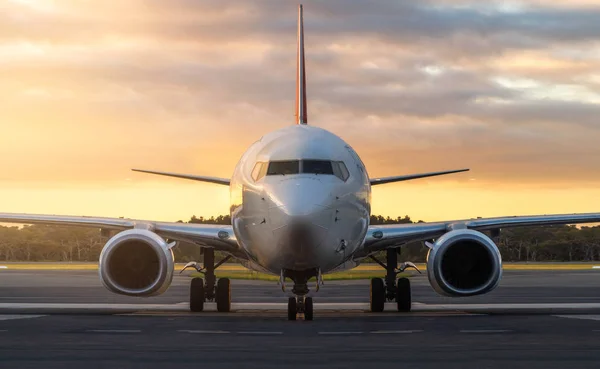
[296,4,308,125]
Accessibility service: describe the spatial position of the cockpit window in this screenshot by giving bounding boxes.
[302,160,333,175]
[251,162,267,181]
[332,161,350,181]
[267,160,300,175]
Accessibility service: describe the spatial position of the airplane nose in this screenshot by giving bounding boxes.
[266,178,335,269]
[268,178,333,218]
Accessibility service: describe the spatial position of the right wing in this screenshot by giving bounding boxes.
[132,169,230,186]
[0,212,243,257]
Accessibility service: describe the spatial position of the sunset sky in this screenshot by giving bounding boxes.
[1,0,600,223]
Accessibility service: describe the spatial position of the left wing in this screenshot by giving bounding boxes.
[370,169,469,186]
[0,213,243,257]
[359,212,600,258]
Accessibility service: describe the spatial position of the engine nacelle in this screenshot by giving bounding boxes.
[427,229,502,297]
[98,229,174,297]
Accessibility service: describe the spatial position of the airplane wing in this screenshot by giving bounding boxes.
[132,169,230,186]
[358,212,600,258]
[0,213,242,257]
[370,169,469,186]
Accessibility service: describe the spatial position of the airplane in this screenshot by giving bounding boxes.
[2,4,600,321]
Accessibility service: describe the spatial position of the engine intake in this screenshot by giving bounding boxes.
[99,229,174,297]
[427,229,502,297]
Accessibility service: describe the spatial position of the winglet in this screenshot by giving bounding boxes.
[295,4,308,125]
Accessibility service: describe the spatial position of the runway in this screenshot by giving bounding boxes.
[3,268,600,305]
[1,269,600,368]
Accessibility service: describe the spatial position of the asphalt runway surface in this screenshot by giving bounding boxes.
[3,269,600,304]
[2,269,600,368]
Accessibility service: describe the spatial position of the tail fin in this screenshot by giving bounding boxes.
[296,4,308,125]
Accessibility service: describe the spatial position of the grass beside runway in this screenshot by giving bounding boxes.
[0,262,599,273]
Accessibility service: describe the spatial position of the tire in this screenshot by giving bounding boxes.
[216,278,231,312]
[288,297,297,321]
[396,277,411,312]
[370,278,385,312]
[190,277,205,312]
[304,297,314,321]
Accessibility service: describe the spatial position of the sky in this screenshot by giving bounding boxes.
[1,0,599,223]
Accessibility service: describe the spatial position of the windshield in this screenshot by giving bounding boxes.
[302,160,333,175]
[260,160,349,181]
[266,161,300,175]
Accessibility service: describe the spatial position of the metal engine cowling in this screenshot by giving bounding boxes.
[99,229,174,297]
[427,229,502,297]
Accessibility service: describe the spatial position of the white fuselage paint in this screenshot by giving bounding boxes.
[229,125,371,275]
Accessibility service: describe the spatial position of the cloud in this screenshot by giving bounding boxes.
[0,0,599,188]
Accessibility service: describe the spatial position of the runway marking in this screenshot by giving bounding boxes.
[0,266,7,269]
[319,331,364,335]
[592,266,600,269]
[370,330,423,334]
[0,315,45,321]
[0,330,7,332]
[4,302,600,315]
[554,315,600,321]
[0,297,47,300]
[237,331,283,335]
[86,329,141,333]
[282,346,320,350]
[178,330,230,334]
[460,330,512,333]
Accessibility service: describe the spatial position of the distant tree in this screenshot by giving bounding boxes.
[1,216,599,262]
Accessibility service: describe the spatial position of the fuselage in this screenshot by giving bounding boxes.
[229,125,371,275]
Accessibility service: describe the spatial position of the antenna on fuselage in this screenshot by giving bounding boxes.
[295,4,308,125]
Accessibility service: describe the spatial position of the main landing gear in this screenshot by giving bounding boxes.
[283,269,319,321]
[369,248,420,312]
[183,248,232,312]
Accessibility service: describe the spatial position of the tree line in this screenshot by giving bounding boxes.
[0,215,599,262]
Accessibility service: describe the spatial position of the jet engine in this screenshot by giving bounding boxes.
[98,229,174,296]
[426,229,502,297]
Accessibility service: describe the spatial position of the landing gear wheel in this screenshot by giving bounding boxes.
[370,277,385,312]
[190,277,205,312]
[304,297,314,321]
[396,277,411,312]
[216,278,231,312]
[288,297,297,321]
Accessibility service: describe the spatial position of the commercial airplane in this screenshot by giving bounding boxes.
[2,4,600,321]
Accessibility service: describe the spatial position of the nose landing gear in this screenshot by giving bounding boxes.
[283,269,317,321]
[288,295,313,321]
